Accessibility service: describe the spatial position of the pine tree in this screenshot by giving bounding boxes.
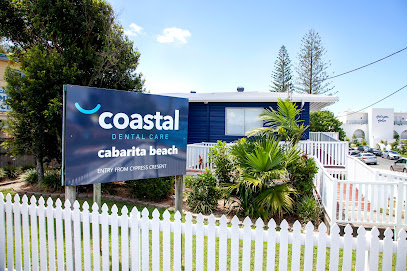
[270,45,293,92]
[296,29,334,94]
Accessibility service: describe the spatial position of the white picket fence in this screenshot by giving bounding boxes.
[1,193,407,271]
[313,156,407,234]
[187,140,348,170]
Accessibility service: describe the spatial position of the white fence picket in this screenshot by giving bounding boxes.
[316,223,327,271]
[279,220,288,271]
[64,200,73,271]
[207,214,216,271]
[55,199,65,271]
[355,226,366,271]
[121,206,130,271]
[152,209,161,271]
[1,193,406,271]
[184,213,193,271]
[173,212,182,271]
[230,216,240,271]
[101,204,109,271]
[382,228,394,271]
[111,205,119,271]
[242,217,252,271]
[0,194,4,271]
[21,195,31,271]
[46,198,56,271]
[368,227,380,270]
[141,208,150,271]
[73,201,82,271]
[92,203,101,271]
[254,218,264,271]
[130,207,140,271]
[396,230,407,270]
[303,222,314,271]
[82,202,91,271]
[13,195,22,271]
[291,221,301,271]
[31,196,40,271]
[38,197,47,271]
[162,210,171,271]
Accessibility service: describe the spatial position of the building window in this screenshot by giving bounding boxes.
[225,108,264,136]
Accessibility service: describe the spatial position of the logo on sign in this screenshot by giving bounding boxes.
[376,115,389,123]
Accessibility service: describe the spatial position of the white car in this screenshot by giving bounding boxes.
[390,158,407,173]
[357,153,377,165]
[382,150,402,160]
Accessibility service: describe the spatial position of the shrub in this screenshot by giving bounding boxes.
[40,170,63,192]
[361,136,367,146]
[288,154,318,198]
[18,168,38,184]
[126,176,174,201]
[101,182,118,195]
[295,195,321,225]
[187,169,221,214]
[0,168,6,181]
[208,141,235,183]
[183,175,197,189]
[2,166,18,179]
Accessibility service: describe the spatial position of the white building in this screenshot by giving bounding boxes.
[338,108,407,146]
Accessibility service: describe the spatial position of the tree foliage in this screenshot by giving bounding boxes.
[270,45,293,92]
[296,29,333,95]
[0,0,144,180]
[309,110,345,140]
[246,99,308,146]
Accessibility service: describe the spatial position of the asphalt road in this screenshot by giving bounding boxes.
[366,156,399,171]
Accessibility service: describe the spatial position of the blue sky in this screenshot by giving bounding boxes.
[108,0,407,115]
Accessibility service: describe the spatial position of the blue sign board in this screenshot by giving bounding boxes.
[62,85,188,186]
[0,88,11,112]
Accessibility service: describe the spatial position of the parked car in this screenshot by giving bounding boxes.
[348,147,356,154]
[357,145,369,152]
[382,150,402,160]
[390,158,407,173]
[349,150,360,157]
[357,153,377,165]
[368,148,382,156]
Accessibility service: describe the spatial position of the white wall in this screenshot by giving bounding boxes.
[368,108,394,146]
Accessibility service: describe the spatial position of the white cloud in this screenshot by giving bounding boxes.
[157,27,191,44]
[123,23,143,37]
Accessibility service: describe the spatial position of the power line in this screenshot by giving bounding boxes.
[326,46,407,81]
[338,84,407,117]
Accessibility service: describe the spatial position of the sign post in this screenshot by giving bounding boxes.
[174,175,184,214]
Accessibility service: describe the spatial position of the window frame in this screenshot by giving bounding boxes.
[225,107,264,136]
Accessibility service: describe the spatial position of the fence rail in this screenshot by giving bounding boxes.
[314,155,407,233]
[187,140,348,170]
[1,193,407,271]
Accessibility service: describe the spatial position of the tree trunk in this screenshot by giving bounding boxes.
[36,156,44,181]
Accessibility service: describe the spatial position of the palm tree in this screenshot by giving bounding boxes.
[246,99,308,146]
[228,135,300,219]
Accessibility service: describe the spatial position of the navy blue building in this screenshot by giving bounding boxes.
[165,91,338,144]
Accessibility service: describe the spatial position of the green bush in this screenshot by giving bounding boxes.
[0,168,6,181]
[2,166,18,179]
[18,168,38,184]
[288,154,318,198]
[183,175,197,189]
[187,169,221,214]
[295,195,321,225]
[40,170,63,192]
[126,176,174,201]
[208,141,235,183]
